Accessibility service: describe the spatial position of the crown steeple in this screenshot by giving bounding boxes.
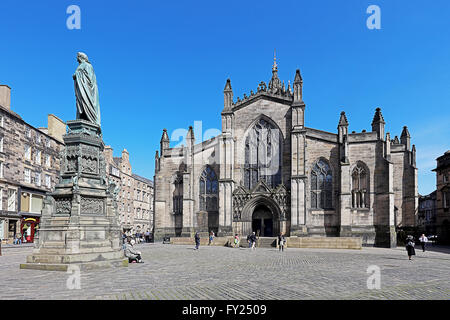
[268,49,282,93]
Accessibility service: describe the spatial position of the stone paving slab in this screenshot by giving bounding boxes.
[0,243,449,300]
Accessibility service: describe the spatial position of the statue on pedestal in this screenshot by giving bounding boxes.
[20,52,126,271]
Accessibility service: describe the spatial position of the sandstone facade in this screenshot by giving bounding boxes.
[154,61,418,247]
[104,147,153,236]
[0,85,64,244]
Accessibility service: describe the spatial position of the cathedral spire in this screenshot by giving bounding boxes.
[293,69,303,103]
[272,49,278,72]
[338,111,349,127]
[268,50,281,93]
[401,126,411,150]
[223,79,233,111]
[371,107,385,140]
[187,125,195,144]
[160,128,170,156]
[338,111,348,144]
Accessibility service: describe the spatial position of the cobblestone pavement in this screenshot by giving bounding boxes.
[1,243,449,300]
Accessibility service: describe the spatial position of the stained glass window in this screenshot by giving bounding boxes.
[173,175,183,214]
[351,163,369,208]
[244,118,282,189]
[199,166,218,212]
[311,159,333,209]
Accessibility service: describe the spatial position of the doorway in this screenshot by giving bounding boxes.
[252,204,273,237]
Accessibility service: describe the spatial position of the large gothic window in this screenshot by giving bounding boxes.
[244,118,282,189]
[173,175,183,214]
[351,163,369,208]
[310,159,333,209]
[199,166,218,212]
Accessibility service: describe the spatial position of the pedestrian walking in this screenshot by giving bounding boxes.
[233,234,240,248]
[419,234,428,252]
[405,235,416,260]
[278,232,286,252]
[194,232,200,250]
[249,232,257,250]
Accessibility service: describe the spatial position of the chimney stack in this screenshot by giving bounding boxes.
[0,85,11,109]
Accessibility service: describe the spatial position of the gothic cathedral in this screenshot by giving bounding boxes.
[154,58,418,247]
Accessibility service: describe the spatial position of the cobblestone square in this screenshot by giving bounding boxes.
[1,243,450,300]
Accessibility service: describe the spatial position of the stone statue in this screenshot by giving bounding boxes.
[73,52,101,126]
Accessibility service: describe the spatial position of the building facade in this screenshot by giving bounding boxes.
[104,147,154,236]
[433,150,450,243]
[418,191,437,236]
[0,85,65,244]
[154,60,418,247]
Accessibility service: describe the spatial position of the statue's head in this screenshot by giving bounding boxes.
[77,52,89,64]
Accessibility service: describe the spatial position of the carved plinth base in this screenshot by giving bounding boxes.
[22,120,126,271]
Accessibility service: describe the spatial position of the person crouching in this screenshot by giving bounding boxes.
[124,237,144,263]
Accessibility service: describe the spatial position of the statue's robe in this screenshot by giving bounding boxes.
[74,61,101,126]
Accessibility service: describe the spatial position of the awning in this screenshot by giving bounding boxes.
[19,212,42,218]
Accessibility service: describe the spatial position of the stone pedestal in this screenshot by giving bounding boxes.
[21,120,127,271]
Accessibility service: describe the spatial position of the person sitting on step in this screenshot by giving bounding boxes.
[124,237,144,263]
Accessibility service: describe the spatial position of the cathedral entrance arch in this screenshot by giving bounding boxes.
[252,204,273,237]
[241,195,281,237]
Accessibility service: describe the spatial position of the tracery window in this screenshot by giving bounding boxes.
[244,118,282,189]
[310,159,333,209]
[351,163,369,208]
[173,175,183,214]
[199,166,218,212]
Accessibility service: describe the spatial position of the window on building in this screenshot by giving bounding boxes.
[35,172,41,186]
[45,175,51,188]
[0,161,3,179]
[45,138,50,147]
[351,162,369,208]
[0,136,3,152]
[25,145,31,160]
[24,168,31,183]
[25,127,31,138]
[0,115,3,127]
[35,150,42,165]
[36,134,41,144]
[199,166,218,212]
[45,154,51,167]
[244,118,282,189]
[310,159,333,209]
[7,189,16,211]
[173,175,183,214]
[0,188,3,210]
[444,191,450,208]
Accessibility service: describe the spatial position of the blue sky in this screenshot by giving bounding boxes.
[0,0,449,195]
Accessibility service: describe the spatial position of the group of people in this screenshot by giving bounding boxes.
[194,231,287,251]
[122,230,152,246]
[405,234,429,260]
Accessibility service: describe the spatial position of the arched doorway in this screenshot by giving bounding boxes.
[252,204,273,237]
